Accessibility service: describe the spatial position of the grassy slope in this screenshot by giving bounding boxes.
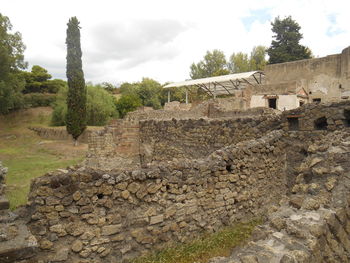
[0,107,86,209]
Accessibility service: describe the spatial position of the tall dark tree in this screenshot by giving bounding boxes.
[0,13,27,114]
[267,16,312,64]
[66,17,86,144]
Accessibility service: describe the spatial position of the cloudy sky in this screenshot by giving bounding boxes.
[2,0,350,86]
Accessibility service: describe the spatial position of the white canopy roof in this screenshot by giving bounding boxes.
[164,71,264,96]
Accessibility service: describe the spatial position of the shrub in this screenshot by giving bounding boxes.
[23,93,56,108]
[51,85,118,126]
[115,93,142,118]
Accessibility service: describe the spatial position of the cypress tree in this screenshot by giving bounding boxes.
[66,17,86,144]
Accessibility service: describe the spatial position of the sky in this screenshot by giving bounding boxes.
[2,0,350,86]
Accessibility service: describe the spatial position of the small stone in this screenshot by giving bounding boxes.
[71,240,83,252]
[53,247,69,261]
[127,182,141,193]
[325,177,337,191]
[147,183,162,194]
[289,196,304,209]
[102,174,110,180]
[102,224,122,236]
[72,191,82,201]
[49,224,67,237]
[40,239,53,250]
[116,182,128,190]
[150,214,164,225]
[121,190,130,199]
[97,247,106,253]
[79,248,92,258]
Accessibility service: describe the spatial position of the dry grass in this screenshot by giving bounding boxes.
[0,107,87,209]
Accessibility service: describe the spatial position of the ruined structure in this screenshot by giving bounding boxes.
[2,100,350,262]
[2,48,350,262]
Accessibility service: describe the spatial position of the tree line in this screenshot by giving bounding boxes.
[1,13,312,131]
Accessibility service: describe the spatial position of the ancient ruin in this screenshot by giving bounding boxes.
[1,49,350,262]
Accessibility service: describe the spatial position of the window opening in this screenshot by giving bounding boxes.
[268,98,277,109]
[344,109,350,127]
[287,117,299,131]
[314,117,328,130]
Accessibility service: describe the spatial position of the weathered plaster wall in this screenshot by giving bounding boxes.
[27,131,287,263]
[251,95,301,111]
[264,46,350,102]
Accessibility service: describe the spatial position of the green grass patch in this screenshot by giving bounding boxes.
[133,219,262,263]
[0,107,86,209]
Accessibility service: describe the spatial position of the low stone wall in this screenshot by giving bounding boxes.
[27,130,286,262]
[211,130,350,263]
[29,127,104,143]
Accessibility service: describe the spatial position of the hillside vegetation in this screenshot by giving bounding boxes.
[0,107,86,209]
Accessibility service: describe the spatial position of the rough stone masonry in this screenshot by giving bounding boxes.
[2,101,350,263]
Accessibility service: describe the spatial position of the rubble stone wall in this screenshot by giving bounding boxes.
[27,130,287,263]
[139,115,282,163]
[211,130,350,263]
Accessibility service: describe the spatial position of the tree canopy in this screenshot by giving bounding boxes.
[267,16,312,64]
[229,46,267,73]
[66,17,86,141]
[0,13,27,114]
[22,65,65,93]
[190,49,230,79]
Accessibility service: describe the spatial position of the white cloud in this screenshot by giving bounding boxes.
[1,0,350,84]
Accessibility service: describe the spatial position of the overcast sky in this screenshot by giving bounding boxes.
[2,0,350,86]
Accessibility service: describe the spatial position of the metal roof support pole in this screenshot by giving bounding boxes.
[214,84,217,99]
[168,90,171,103]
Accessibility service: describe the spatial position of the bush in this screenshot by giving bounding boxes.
[51,84,118,126]
[115,93,142,118]
[23,93,56,108]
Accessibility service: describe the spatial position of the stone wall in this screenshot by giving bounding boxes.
[139,114,282,163]
[210,129,350,263]
[29,127,104,143]
[85,120,140,170]
[27,130,287,262]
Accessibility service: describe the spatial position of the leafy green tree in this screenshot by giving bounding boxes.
[65,17,86,143]
[229,52,250,73]
[22,66,66,94]
[229,46,267,73]
[0,13,27,114]
[101,82,116,93]
[250,46,267,70]
[115,93,142,118]
[51,85,118,126]
[190,49,230,79]
[267,16,312,64]
[119,78,163,109]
